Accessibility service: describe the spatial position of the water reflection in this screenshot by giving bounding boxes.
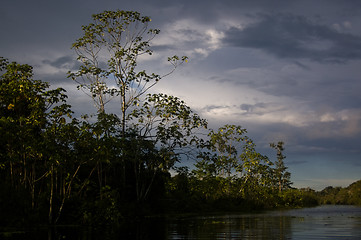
[2,205,361,239]
[155,205,361,239]
[168,214,293,239]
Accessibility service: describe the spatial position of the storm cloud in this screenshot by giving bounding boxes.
[224,13,361,63]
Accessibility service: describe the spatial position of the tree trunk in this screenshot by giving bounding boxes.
[48,164,54,224]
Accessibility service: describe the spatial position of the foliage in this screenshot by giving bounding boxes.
[278,188,318,208]
[270,141,292,192]
[68,10,187,133]
[0,59,72,224]
[66,10,192,208]
[193,125,275,202]
[130,93,207,157]
[317,180,361,205]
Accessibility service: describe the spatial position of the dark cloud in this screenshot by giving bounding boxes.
[201,105,227,112]
[150,44,177,52]
[292,61,311,70]
[42,56,74,69]
[224,13,361,63]
[239,102,274,116]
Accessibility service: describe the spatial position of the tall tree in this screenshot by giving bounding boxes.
[239,138,273,202]
[69,10,187,134]
[270,141,292,192]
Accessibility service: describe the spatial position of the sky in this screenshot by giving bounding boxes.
[1,0,361,190]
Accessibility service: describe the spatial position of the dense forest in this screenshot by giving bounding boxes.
[316,180,361,205]
[0,10,359,227]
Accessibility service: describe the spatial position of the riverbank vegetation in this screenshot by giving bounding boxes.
[0,10,357,228]
[316,180,361,205]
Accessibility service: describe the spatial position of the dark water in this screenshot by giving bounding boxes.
[2,205,361,239]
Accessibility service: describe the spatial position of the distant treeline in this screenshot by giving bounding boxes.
[316,180,361,205]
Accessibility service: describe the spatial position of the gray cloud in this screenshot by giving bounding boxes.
[42,55,75,69]
[239,102,285,116]
[224,13,361,63]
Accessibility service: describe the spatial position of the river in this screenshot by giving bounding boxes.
[2,205,361,239]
